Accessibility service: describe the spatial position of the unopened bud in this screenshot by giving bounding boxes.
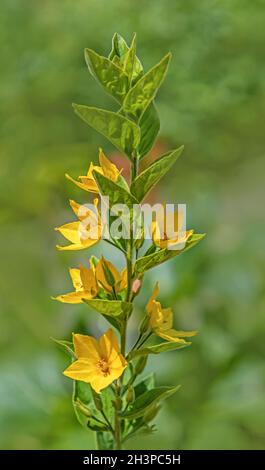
[74,399,92,418]
[132,279,141,294]
[126,386,135,404]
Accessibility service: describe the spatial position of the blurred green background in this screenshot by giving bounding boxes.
[1,0,265,450]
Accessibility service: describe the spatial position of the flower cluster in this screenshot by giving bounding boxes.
[54,33,205,450]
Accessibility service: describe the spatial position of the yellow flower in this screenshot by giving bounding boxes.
[63,329,127,393]
[55,199,102,251]
[152,207,193,249]
[65,148,121,193]
[146,283,197,343]
[95,257,127,293]
[54,262,98,304]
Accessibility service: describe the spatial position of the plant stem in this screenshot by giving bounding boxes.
[136,331,153,350]
[114,382,122,450]
[100,409,115,435]
[113,152,139,450]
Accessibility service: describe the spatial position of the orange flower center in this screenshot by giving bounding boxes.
[97,358,110,377]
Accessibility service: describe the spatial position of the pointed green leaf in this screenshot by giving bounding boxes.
[123,34,136,82]
[83,298,132,318]
[135,233,206,275]
[109,33,129,61]
[73,105,141,158]
[122,53,171,121]
[84,49,129,103]
[131,146,184,201]
[122,385,181,419]
[128,341,191,360]
[138,102,160,159]
[93,171,139,207]
[134,374,155,398]
[123,34,143,84]
[51,337,75,358]
[96,431,113,450]
[109,33,143,85]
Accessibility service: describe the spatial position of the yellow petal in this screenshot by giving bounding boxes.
[69,199,99,224]
[146,282,160,315]
[159,307,173,330]
[166,329,198,338]
[86,162,103,179]
[79,265,98,296]
[63,358,97,382]
[99,148,120,182]
[73,333,101,360]
[56,242,95,251]
[55,220,101,250]
[69,268,83,291]
[99,328,120,362]
[65,173,97,193]
[78,176,98,193]
[90,370,122,394]
[95,258,121,292]
[149,301,164,329]
[116,268,127,292]
[151,220,162,246]
[55,221,82,244]
[156,329,190,343]
[54,291,92,304]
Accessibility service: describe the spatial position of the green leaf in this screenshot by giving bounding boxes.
[96,431,113,450]
[73,104,141,158]
[83,298,132,318]
[51,338,75,358]
[122,53,171,121]
[135,233,206,275]
[73,380,93,427]
[128,341,191,360]
[123,34,136,82]
[101,387,115,424]
[134,374,155,398]
[122,385,181,419]
[87,417,109,432]
[123,34,143,84]
[131,146,184,201]
[109,33,129,61]
[84,48,129,103]
[138,102,160,159]
[93,171,138,207]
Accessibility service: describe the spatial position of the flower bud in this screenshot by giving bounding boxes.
[132,279,141,294]
[74,399,92,418]
[126,386,135,404]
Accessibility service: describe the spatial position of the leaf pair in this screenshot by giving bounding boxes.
[74,34,171,160]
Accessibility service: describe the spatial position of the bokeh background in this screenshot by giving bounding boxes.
[1,0,265,450]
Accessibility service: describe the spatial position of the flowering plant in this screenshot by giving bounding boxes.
[54,33,205,450]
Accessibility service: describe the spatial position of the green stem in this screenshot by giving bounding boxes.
[113,152,139,450]
[136,331,153,350]
[114,382,122,450]
[100,409,115,435]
